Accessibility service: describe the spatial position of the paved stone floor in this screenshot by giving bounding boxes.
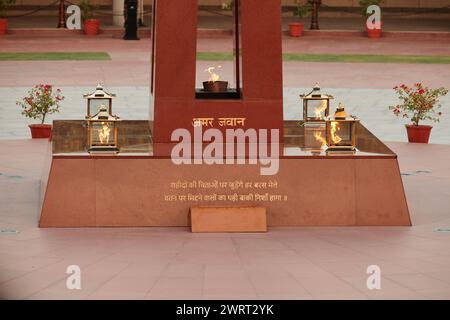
[0,140,449,300]
[1,86,450,144]
[0,36,449,144]
[7,14,450,32]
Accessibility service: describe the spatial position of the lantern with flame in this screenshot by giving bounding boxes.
[325,103,359,152]
[87,105,120,153]
[304,125,327,154]
[300,84,333,123]
[83,84,116,119]
[203,66,229,92]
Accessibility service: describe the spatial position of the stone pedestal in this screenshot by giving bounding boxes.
[113,0,125,27]
[39,121,411,228]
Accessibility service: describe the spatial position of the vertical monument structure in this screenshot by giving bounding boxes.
[150,0,284,155]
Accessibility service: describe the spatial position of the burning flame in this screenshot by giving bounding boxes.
[205,66,221,82]
[314,100,328,119]
[98,122,111,144]
[330,121,342,144]
[314,131,327,147]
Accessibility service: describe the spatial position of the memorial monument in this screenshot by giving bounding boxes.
[39,0,411,229]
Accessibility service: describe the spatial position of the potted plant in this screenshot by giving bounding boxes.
[79,0,100,36]
[16,84,64,139]
[0,0,15,35]
[389,83,448,144]
[288,0,311,37]
[359,0,384,38]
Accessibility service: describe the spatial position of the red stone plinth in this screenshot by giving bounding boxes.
[39,156,410,227]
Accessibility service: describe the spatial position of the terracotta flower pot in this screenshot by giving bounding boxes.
[83,19,100,36]
[406,124,432,144]
[366,24,382,38]
[29,124,52,139]
[0,18,8,36]
[288,22,304,37]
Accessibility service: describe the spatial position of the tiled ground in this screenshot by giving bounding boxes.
[0,36,449,143]
[0,140,449,300]
[3,86,450,144]
[1,36,450,89]
[7,14,450,32]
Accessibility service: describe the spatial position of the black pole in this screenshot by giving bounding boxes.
[123,0,140,40]
[309,0,321,30]
[57,0,67,28]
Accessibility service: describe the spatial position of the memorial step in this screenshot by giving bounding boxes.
[190,207,267,233]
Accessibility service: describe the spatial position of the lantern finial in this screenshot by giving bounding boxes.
[334,103,349,120]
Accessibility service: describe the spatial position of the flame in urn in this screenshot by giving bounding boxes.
[330,121,342,144]
[205,66,222,83]
[98,122,111,144]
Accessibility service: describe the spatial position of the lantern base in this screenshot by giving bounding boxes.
[326,146,356,154]
[305,120,326,124]
[303,121,326,127]
[88,147,120,154]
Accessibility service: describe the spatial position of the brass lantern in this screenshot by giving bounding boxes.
[83,84,116,119]
[87,105,120,153]
[303,125,327,154]
[300,83,333,123]
[325,103,359,152]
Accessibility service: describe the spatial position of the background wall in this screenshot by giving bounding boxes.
[10,0,450,9]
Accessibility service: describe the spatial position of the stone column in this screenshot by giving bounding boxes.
[138,0,145,26]
[113,0,125,27]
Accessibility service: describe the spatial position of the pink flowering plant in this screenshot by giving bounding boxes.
[16,84,64,124]
[389,83,448,126]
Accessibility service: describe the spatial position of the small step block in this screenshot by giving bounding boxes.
[190,207,267,233]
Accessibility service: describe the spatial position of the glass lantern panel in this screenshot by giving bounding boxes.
[89,99,111,115]
[330,121,352,146]
[91,122,116,146]
[307,99,328,119]
[304,126,326,149]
